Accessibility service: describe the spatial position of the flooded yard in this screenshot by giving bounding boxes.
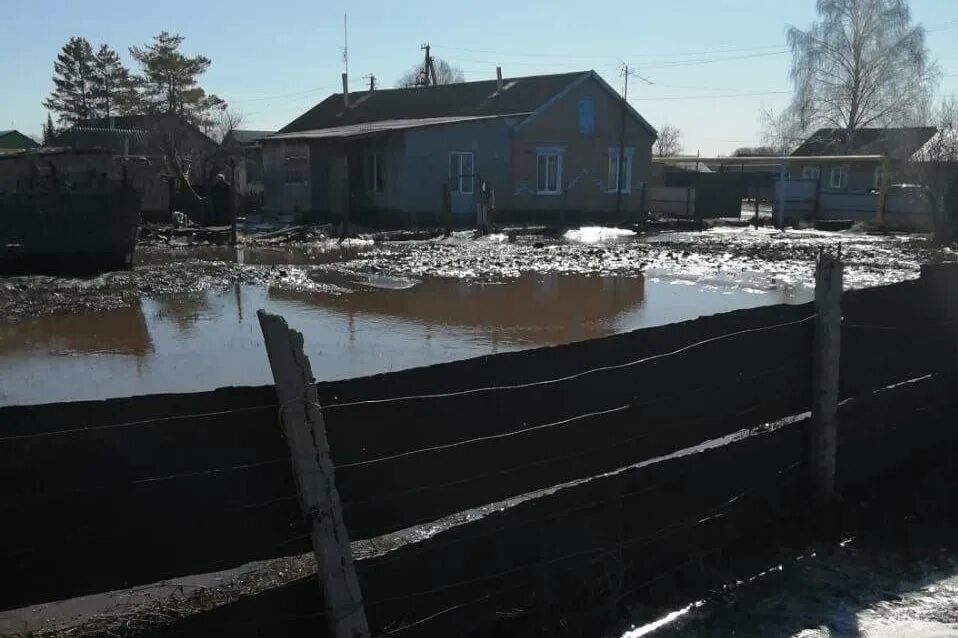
[0,226,944,406]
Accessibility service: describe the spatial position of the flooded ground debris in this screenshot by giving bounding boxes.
[327,227,945,291]
[0,259,348,323]
[1,226,952,324]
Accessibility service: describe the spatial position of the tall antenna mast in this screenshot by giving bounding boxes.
[343,14,349,76]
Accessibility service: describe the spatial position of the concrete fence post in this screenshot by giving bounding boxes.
[811,249,843,502]
[257,311,370,638]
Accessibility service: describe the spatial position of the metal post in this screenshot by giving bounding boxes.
[811,250,842,502]
[257,311,370,638]
[777,161,787,230]
[753,184,760,224]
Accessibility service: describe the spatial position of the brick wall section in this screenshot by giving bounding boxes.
[509,75,656,216]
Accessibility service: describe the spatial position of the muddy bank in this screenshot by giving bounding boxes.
[0,259,348,323]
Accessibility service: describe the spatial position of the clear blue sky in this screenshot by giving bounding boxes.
[4,0,957,155]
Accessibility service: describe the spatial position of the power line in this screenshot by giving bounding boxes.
[227,84,340,104]
[430,43,789,61]
[633,90,791,101]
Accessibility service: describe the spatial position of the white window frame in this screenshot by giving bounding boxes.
[367,152,385,194]
[802,165,821,180]
[448,151,474,194]
[829,165,847,190]
[607,146,634,193]
[536,146,563,195]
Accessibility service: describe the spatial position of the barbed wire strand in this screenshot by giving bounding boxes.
[0,404,278,442]
[322,314,817,410]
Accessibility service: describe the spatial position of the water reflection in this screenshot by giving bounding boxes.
[270,273,647,345]
[0,270,809,406]
[0,299,152,357]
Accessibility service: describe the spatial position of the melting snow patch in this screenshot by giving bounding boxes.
[564,226,637,243]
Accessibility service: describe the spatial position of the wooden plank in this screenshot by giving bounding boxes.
[840,280,947,398]
[148,425,808,638]
[811,250,842,501]
[836,373,958,490]
[320,302,814,536]
[0,303,815,608]
[258,310,369,637]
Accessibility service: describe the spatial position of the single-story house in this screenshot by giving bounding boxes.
[782,127,938,230]
[222,129,273,197]
[262,70,657,225]
[52,115,221,221]
[789,127,936,190]
[0,130,38,154]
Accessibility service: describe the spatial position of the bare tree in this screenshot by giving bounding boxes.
[914,96,958,242]
[760,107,806,155]
[786,0,939,137]
[654,124,682,157]
[396,58,464,88]
[215,109,245,144]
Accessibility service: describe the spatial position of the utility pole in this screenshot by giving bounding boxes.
[363,73,376,91]
[419,43,436,87]
[616,64,651,221]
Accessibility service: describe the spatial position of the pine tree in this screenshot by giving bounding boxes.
[130,32,225,128]
[42,113,57,145]
[91,44,139,118]
[43,37,96,125]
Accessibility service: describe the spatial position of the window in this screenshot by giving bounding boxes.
[537,147,563,194]
[607,146,634,193]
[367,152,384,193]
[873,165,884,189]
[449,152,474,194]
[829,165,847,190]
[284,155,307,184]
[578,97,595,134]
[802,166,821,180]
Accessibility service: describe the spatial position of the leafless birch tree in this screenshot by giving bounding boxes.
[786,0,939,137]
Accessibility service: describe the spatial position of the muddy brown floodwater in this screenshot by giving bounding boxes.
[0,227,947,406]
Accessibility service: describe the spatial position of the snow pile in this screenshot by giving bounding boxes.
[563,226,637,243]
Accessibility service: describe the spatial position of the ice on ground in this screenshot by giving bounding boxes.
[564,226,637,242]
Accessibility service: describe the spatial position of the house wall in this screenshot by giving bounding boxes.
[344,133,406,215]
[510,76,655,219]
[262,140,310,217]
[402,119,513,218]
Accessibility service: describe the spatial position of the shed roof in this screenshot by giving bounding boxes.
[225,130,275,145]
[0,129,39,150]
[280,70,656,137]
[51,115,218,156]
[791,127,937,161]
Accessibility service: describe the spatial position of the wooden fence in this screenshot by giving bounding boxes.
[1,262,956,636]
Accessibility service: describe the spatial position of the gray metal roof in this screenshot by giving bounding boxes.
[227,130,275,144]
[268,114,531,141]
